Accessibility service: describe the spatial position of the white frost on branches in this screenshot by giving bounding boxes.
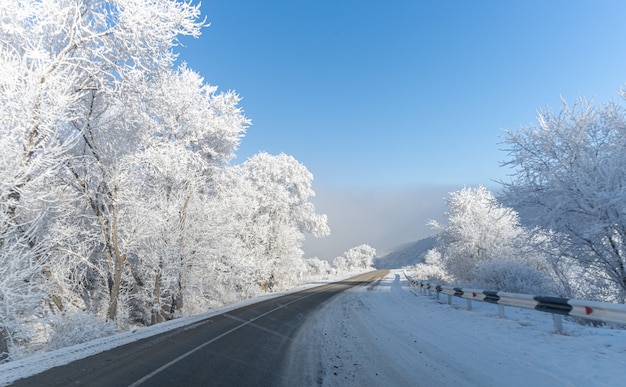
[421,186,557,294]
[333,244,376,272]
[502,97,626,302]
[0,0,331,361]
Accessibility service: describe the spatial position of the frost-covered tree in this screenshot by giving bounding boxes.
[333,244,376,272]
[229,153,330,290]
[303,257,334,280]
[501,97,626,302]
[0,0,333,360]
[55,8,245,322]
[0,0,250,354]
[429,186,523,283]
[410,248,450,283]
[345,244,376,270]
[0,0,101,325]
[112,67,248,324]
[0,246,48,361]
[426,186,558,294]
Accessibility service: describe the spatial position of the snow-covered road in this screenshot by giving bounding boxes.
[3,270,625,386]
[283,270,626,386]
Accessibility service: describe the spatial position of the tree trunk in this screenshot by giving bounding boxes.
[0,327,9,362]
[151,265,162,325]
[618,260,626,304]
[173,193,192,315]
[106,202,124,321]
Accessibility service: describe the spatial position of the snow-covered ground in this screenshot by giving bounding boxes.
[284,270,626,386]
[3,270,626,386]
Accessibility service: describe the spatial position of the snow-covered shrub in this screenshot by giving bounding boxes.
[333,244,376,272]
[411,248,451,283]
[303,257,334,280]
[332,256,348,272]
[471,259,555,295]
[429,186,524,284]
[412,263,450,284]
[47,311,116,351]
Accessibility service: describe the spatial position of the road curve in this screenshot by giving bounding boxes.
[10,270,388,387]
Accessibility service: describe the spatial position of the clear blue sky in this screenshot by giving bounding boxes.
[178,1,626,258]
[179,0,626,188]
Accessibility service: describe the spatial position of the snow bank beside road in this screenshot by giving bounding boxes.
[284,270,626,386]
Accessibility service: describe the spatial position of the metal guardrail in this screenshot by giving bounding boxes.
[403,270,626,333]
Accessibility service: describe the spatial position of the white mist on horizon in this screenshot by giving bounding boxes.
[302,184,460,261]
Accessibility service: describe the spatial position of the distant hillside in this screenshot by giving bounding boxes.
[373,237,436,269]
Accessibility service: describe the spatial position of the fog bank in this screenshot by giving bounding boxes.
[303,184,461,261]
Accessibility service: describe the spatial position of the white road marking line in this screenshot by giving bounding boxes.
[128,288,327,386]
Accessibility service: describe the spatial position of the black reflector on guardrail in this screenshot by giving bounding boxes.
[534,296,572,316]
[483,291,500,304]
[453,287,464,297]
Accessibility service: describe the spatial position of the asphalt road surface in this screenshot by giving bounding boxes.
[10,270,388,387]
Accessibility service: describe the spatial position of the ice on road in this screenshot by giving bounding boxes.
[283,270,626,386]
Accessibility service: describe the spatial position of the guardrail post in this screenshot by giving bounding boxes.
[447,294,452,305]
[466,299,472,311]
[552,314,563,334]
[498,304,505,318]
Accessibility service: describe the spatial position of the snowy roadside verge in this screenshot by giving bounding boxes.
[283,269,626,386]
[0,272,367,386]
